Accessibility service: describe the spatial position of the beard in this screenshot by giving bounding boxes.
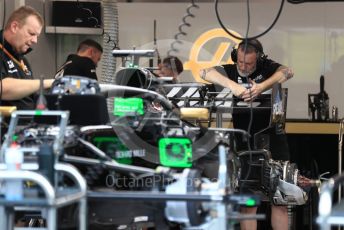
[237,65,256,78]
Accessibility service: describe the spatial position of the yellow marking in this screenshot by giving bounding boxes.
[184,28,242,82]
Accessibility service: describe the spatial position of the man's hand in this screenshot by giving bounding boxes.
[241,80,263,102]
[233,84,248,98]
[199,67,249,98]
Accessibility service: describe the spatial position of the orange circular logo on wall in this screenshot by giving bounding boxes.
[184,28,242,83]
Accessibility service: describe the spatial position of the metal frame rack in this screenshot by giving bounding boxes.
[317,119,344,230]
[0,110,87,230]
[0,163,87,230]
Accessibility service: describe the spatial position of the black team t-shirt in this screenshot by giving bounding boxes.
[0,30,35,110]
[220,58,289,160]
[55,54,97,80]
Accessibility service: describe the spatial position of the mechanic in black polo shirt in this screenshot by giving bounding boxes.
[55,39,103,81]
[0,6,54,110]
[199,39,294,230]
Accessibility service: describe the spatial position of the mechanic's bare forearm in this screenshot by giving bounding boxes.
[199,67,243,96]
[1,78,53,100]
[260,66,294,92]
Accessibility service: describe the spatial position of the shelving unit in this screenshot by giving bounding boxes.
[45,26,103,35]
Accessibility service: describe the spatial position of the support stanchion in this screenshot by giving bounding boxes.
[338,119,344,230]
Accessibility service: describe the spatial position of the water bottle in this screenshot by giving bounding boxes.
[4,143,23,200]
[332,106,338,122]
[317,75,330,121]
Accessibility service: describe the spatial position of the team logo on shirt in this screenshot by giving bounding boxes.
[7,60,18,73]
[253,74,263,82]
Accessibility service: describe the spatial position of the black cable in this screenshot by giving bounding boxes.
[103,32,119,50]
[287,0,332,3]
[288,0,344,3]
[239,0,255,194]
[287,0,306,2]
[214,0,286,41]
[167,0,199,56]
[227,1,281,198]
[214,0,262,195]
[76,0,100,28]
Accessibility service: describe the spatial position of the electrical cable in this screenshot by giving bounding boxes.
[238,0,255,194]
[287,0,335,3]
[287,0,305,3]
[212,0,264,194]
[103,32,120,50]
[76,0,100,28]
[167,0,199,56]
[322,3,327,76]
[221,0,286,197]
[150,19,160,67]
[101,0,119,89]
[214,0,286,41]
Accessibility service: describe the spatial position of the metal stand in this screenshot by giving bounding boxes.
[0,163,87,230]
[0,110,69,157]
[0,110,87,229]
[317,173,344,230]
[337,119,344,230]
[318,120,344,230]
[338,119,344,202]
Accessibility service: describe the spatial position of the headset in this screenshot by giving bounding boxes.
[231,39,267,68]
